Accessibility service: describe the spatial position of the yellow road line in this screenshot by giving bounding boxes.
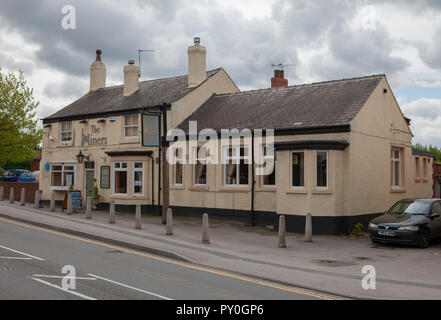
[0,216,338,300]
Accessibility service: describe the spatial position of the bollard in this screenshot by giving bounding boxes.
[278,215,287,248]
[34,190,40,209]
[85,197,92,219]
[135,204,142,229]
[66,192,73,215]
[202,213,210,244]
[20,188,25,206]
[9,187,14,204]
[50,193,55,212]
[109,200,115,224]
[0,186,3,201]
[305,212,312,242]
[166,208,173,235]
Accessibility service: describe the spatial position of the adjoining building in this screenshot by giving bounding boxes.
[40,38,434,234]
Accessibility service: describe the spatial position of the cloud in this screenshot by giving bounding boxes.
[402,98,441,146]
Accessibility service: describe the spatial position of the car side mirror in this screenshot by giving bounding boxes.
[429,213,440,219]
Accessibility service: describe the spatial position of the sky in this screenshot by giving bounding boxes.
[0,0,440,146]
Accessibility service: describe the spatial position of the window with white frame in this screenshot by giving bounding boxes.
[113,162,128,194]
[174,148,183,185]
[224,146,249,186]
[50,163,76,189]
[391,147,402,188]
[291,151,304,188]
[193,147,207,185]
[123,114,138,139]
[261,145,275,187]
[133,162,144,196]
[316,151,328,188]
[60,121,72,144]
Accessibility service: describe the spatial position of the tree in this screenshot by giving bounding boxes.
[0,68,42,167]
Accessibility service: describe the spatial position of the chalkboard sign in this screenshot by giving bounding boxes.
[62,190,83,212]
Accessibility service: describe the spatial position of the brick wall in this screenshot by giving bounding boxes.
[0,182,39,203]
[433,163,441,198]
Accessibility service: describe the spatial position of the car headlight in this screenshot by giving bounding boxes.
[398,225,419,231]
[368,223,377,228]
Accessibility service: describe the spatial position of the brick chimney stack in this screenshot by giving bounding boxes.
[271,69,288,88]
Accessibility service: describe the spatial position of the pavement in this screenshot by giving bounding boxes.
[1,200,441,300]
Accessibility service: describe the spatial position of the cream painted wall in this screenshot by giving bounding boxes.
[348,76,433,216]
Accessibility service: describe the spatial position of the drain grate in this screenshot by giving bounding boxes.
[311,259,356,267]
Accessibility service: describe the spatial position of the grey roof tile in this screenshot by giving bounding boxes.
[44,68,222,121]
[178,74,384,132]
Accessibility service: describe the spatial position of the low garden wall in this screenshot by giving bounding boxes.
[0,182,39,203]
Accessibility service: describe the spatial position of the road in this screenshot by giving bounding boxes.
[0,217,337,300]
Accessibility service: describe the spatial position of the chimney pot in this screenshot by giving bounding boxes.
[271,69,288,88]
[128,59,135,65]
[194,37,200,45]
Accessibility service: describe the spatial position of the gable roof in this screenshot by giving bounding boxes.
[177,74,384,133]
[43,68,222,123]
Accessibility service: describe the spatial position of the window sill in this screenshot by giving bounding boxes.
[390,187,406,193]
[50,187,71,191]
[256,186,277,192]
[110,195,149,200]
[415,178,422,182]
[119,139,140,144]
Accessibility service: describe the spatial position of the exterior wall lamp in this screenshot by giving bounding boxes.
[76,150,89,164]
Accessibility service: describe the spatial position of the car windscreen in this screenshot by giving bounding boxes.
[388,201,412,214]
[403,202,432,215]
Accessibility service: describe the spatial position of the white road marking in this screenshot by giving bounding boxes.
[0,244,44,261]
[30,277,97,300]
[33,275,97,280]
[88,273,172,300]
[0,256,32,260]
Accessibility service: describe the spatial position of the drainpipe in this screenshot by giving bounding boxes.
[147,153,154,209]
[250,131,256,226]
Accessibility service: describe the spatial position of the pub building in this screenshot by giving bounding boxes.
[40,38,434,234]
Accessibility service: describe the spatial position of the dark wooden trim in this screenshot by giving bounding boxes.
[105,150,153,157]
[275,140,349,151]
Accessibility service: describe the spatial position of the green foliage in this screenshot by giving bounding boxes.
[93,186,99,197]
[351,222,364,237]
[0,68,42,167]
[0,167,4,176]
[413,143,441,164]
[69,184,74,190]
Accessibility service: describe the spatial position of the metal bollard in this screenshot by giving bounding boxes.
[202,213,210,244]
[9,187,14,204]
[305,212,312,242]
[166,208,173,235]
[135,204,142,229]
[109,200,115,224]
[20,188,25,206]
[50,193,55,212]
[85,197,92,219]
[0,186,4,201]
[278,215,287,248]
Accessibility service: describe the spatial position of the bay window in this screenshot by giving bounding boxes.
[133,162,144,196]
[113,162,128,194]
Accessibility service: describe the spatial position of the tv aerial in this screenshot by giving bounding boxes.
[138,49,155,78]
[271,63,295,70]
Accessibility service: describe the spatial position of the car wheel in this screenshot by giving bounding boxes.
[418,228,431,248]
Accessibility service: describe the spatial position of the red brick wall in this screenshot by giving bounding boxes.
[433,163,441,198]
[0,182,39,203]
